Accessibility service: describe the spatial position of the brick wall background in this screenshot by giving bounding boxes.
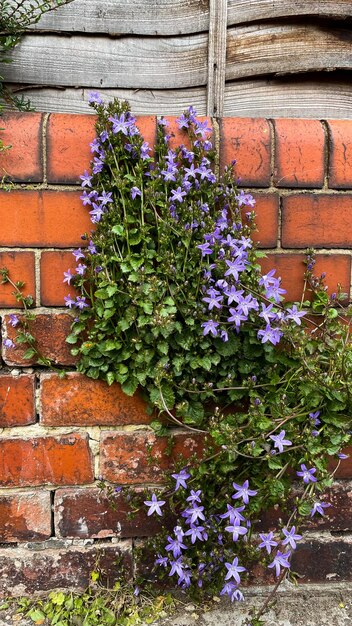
[0,113,351,594]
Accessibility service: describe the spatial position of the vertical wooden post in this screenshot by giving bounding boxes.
[207,0,228,118]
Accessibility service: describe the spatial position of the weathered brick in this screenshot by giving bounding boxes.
[54,487,168,539]
[0,251,36,307]
[100,430,206,484]
[274,119,325,188]
[40,372,150,426]
[0,492,51,542]
[329,446,352,479]
[245,193,279,248]
[40,250,78,306]
[328,120,352,189]
[0,113,43,182]
[2,313,76,366]
[282,194,352,248]
[292,539,352,582]
[220,118,271,187]
[0,190,91,248]
[259,254,351,302]
[0,375,36,427]
[0,541,132,595]
[0,434,94,487]
[164,116,212,151]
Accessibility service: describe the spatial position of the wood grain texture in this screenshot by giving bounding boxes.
[207,0,227,116]
[30,0,209,35]
[224,79,352,119]
[226,23,352,80]
[228,0,352,24]
[2,33,208,89]
[4,86,208,115]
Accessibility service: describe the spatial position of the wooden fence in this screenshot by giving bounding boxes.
[3,0,352,117]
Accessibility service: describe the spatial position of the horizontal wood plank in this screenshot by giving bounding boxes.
[2,33,208,89]
[228,0,352,25]
[226,23,352,80]
[4,86,207,115]
[224,79,352,119]
[30,0,209,35]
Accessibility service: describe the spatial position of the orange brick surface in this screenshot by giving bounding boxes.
[2,313,76,366]
[40,250,79,306]
[274,119,325,188]
[0,113,43,182]
[328,120,352,189]
[40,372,151,426]
[245,193,279,248]
[282,194,352,248]
[0,492,51,542]
[0,190,92,248]
[47,114,96,183]
[0,251,36,307]
[100,430,205,483]
[0,375,36,427]
[0,434,94,487]
[220,118,271,186]
[259,254,351,302]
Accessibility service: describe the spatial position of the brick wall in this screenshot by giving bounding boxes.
[0,113,351,594]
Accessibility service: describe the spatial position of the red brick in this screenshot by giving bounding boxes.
[329,446,352,479]
[47,114,157,184]
[0,492,51,542]
[55,487,166,539]
[292,539,352,582]
[0,434,94,487]
[40,250,79,306]
[164,116,212,151]
[259,254,351,302]
[100,430,206,484]
[47,114,96,183]
[0,375,36,427]
[282,194,352,248]
[274,119,325,188]
[245,193,279,248]
[328,120,352,189]
[0,542,132,595]
[0,113,43,182]
[220,118,271,187]
[40,372,150,426]
[0,190,92,248]
[0,251,36,307]
[2,313,76,366]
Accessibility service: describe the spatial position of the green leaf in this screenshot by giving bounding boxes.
[66,333,78,344]
[22,348,37,360]
[122,378,139,396]
[111,224,124,236]
[106,371,115,385]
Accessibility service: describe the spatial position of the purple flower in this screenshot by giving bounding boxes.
[99,191,113,206]
[259,303,278,325]
[285,304,306,325]
[258,532,278,555]
[80,171,93,188]
[220,504,246,525]
[170,187,187,203]
[88,91,103,105]
[227,309,247,332]
[224,557,246,584]
[76,264,87,276]
[75,296,89,310]
[3,338,15,349]
[268,550,291,577]
[169,558,184,578]
[225,522,248,542]
[9,314,19,327]
[186,490,202,504]
[165,534,187,558]
[131,186,142,200]
[202,289,223,311]
[338,452,349,460]
[232,480,257,505]
[309,411,321,426]
[197,242,213,257]
[195,119,212,138]
[201,319,219,337]
[257,325,283,346]
[310,501,331,517]
[140,141,150,160]
[63,269,74,285]
[80,190,93,206]
[88,240,97,255]
[282,526,302,550]
[144,493,166,516]
[64,294,76,308]
[155,554,168,567]
[269,430,292,453]
[72,249,85,262]
[185,525,207,543]
[224,258,248,282]
[109,112,133,135]
[296,464,317,484]
[171,468,190,491]
[184,505,205,525]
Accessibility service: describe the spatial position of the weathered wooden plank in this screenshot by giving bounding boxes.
[227,0,352,25]
[224,79,352,119]
[226,23,352,81]
[4,86,208,115]
[29,0,209,35]
[207,0,227,117]
[2,33,208,89]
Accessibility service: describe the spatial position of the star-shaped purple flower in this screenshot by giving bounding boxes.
[144,493,166,516]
